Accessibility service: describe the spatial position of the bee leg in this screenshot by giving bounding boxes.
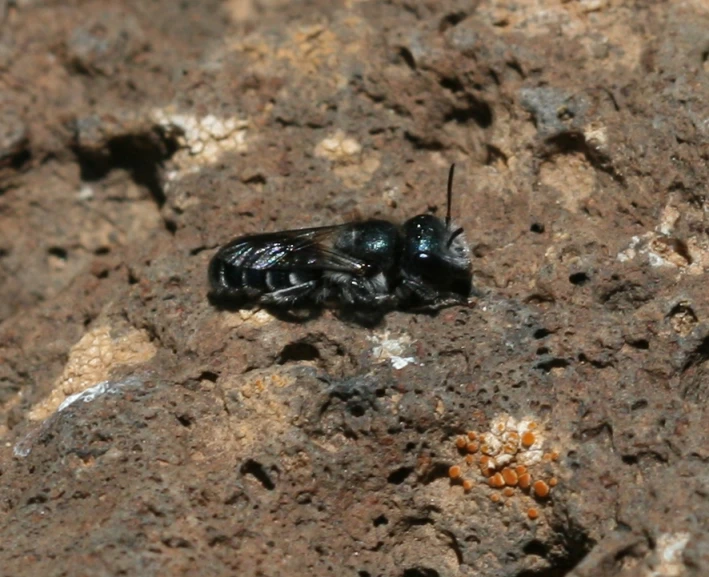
[427,295,473,310]
[341,276,396,310]
[208,286,254,309]
[397,277,438,303]
[398,277,471,309]
[259,281,320,306]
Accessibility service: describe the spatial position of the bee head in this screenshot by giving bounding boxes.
[401,164,472,294]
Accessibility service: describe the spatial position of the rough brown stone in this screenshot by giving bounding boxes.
[1,1,708,576]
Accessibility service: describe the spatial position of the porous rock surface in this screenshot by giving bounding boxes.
[1,1,708,576]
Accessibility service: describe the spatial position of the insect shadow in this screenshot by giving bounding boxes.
[208,293,326,323]
[208,164,476,325]
[208,294,401,327]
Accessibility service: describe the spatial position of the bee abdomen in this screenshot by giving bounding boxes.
[209,255,323,297]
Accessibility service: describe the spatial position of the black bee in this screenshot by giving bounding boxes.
[208,164,473,316]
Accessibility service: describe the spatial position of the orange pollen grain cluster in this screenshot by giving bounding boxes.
[448,417,562,522]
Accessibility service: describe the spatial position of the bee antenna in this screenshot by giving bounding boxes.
[447,226,464,248]
[446,163,455,229]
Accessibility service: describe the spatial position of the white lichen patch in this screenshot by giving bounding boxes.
[583,122,608,150]
[617,233,676,267]
[657,203,680,236]
[28,326,156,421]
[57,380,116,412]
[480,413,546,470]
[617,232,707,273]
[314,129,381,188]
[218,307,276,328]
[77,184,95,201]
[368,331,416,370]
[314,130,362,161]
[151,108,249,177]
[15,375,146,458]
[617,193,709,274]
[649,532,691,577]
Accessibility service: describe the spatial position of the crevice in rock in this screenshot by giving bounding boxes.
[535,357,570,372]
[401,569,439,577]
[397,46,417,70]
[543,132,625,186]
[441,529,464,566]
[569,272,590,286]
[486,144,508,166]
[518,521,594,577]
[1,146,31,178]
[387,466,414,485]
[404,131,445,151]
[444,97,493,129]
[420,462,452,484]
[278,341,321,364]
[240,459,276,491]
[72,127,179,220]
[533,328,553,339]
[438,11,468,33]
[681,333,709,374]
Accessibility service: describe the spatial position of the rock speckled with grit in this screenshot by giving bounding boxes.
[1,1,708,576]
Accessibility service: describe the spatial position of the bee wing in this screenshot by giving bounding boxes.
[215,225,370,274]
